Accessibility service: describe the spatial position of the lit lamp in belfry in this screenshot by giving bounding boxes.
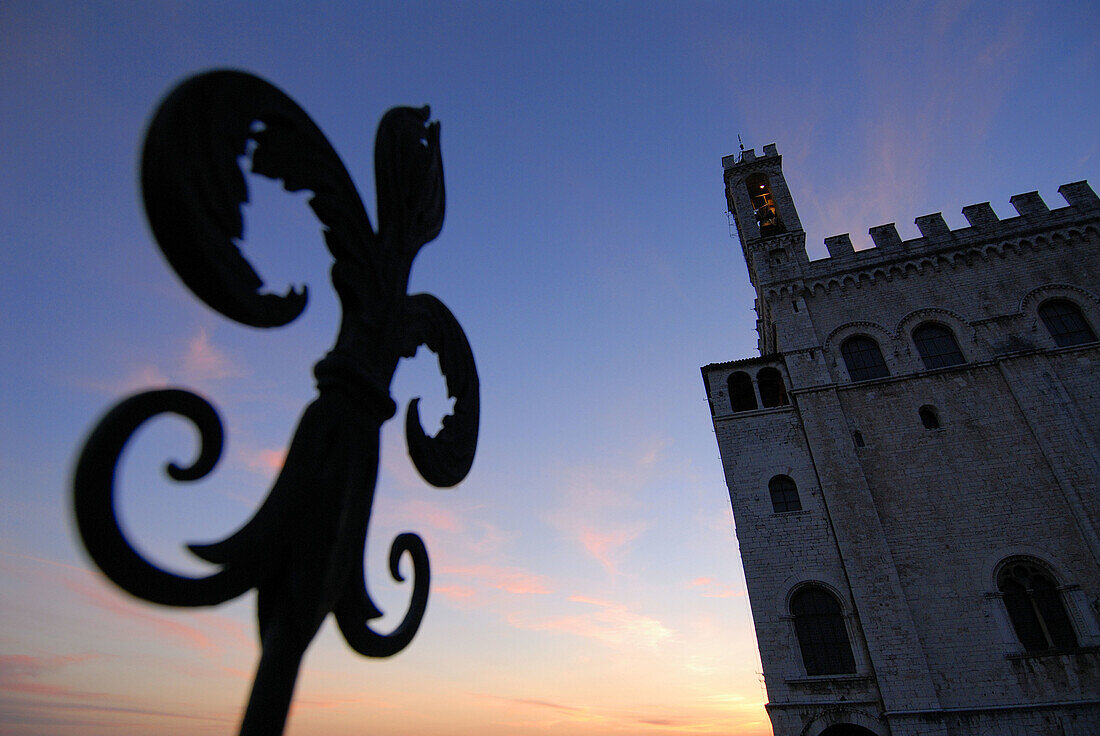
[73,70,479,736]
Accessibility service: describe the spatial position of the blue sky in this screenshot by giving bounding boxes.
[1,2,1098,734]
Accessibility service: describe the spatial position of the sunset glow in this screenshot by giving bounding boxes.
[2,2,1097,734]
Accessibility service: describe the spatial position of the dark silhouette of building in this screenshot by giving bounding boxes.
[702,145,1100,736]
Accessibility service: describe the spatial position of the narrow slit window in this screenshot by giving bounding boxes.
[919,405,940,429]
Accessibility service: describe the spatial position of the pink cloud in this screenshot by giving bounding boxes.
[0,653,99,682]
[478,693,585,714]
[242,447,287,474]
[192,610,254,652]
[506,596,673,649]
[481,694,746,734]
[637,437,668,466]
[78,363,170,396]
[566,594,614,608]
[688,577,745,599]
[0,653,113,700]
[577,521,648,575]
[434,584,476,601]
[1,554,250,663]
[379,428,428,489]
[179,327,247,382]
[401,498,462,533]
[75,327,247,399]
[62,577,217,652]
[544,439,673,574]
[465,519,516,556]
[438,564,553,596]
[0,550,94,576]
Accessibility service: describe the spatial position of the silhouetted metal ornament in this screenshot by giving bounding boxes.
[72,70,479,736]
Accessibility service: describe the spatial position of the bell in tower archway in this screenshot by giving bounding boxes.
[746,172,785,236]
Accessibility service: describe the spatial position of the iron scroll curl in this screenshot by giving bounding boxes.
[73,70,478,736]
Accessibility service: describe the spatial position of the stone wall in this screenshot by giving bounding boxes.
[703,161,1100,736]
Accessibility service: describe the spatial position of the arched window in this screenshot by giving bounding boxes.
[769,475,801,513]
[757,367,788,408]
[790,587,856,675]
[912,323,965,368]
[840,336,889,381]
[727,371,757,411]
[1038,299,1097,347]
[998,561,1078,652]
[919,405,940,429]
[744,173,785,236]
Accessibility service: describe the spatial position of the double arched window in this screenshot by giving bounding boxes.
[790,586,856,675]
[912,323,965,369]
[1038,299,1097,347]
[997,560,1078,653]
[726,368,788,413]
[840,336,889,381]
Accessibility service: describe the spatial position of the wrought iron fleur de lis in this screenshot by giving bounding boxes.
[73,70,479,735]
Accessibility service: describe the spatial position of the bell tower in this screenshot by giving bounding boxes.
[722,143,806,354]
[722,143,805,288]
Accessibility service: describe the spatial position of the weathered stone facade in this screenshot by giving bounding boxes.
[702,145,1100,736]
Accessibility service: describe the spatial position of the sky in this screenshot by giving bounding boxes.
[1,2,1098,735]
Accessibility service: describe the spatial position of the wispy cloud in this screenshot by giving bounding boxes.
[240,446,287,475]
[401,498,463,533]
[0,653,236,731]
[4,698,236,723]
[0,653,106,698]
[62,576,219,652]
[180,327,247,382]
[79,327,248,396]
[545,437,670,575]
[810,5,1034,248]
[485,695,585,714]
[464,518,518,557]
[577,521,649,575]
[688,577,745,599]
[434,584,477,601]
[79,362,171,396]
[478,691,758,734]
[506,595,673,650]
[2,552,251,662]
[438,564,553,596]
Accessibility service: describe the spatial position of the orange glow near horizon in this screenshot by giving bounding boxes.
[4,2,1096,734]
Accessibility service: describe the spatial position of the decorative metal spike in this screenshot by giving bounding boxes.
[73,70,479,736]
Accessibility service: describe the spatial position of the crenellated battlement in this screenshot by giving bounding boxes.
[752,181,1100,294]
[723,143,1100,357]
[722,143,780,170]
